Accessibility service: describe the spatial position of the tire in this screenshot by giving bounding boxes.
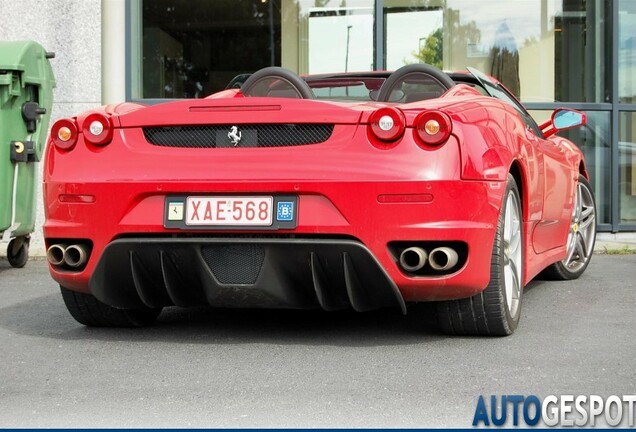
[540,175,596,280]
[436,174,524,336]
[7,236,29,268]
[60,286,162,327]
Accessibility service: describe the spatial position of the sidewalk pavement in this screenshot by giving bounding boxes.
[594,232,636,253]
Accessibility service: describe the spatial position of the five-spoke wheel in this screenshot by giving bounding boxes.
[542,175,596,280]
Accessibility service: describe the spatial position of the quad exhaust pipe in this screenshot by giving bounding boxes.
[46,244,67,266]
[46,243,89,268]
[428,247,459,271]
[64,244,88,268]
[399,247,428,272]
[398,245,460,273]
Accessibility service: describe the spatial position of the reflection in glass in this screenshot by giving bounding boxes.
[489,21,520,97]
[291,0,375,75]
[554,0,610,103]
[553,109,585,130]
[383,0,609,103]
[135,0,610,103]
[140,0,283,98]
[619,113,636,224]
[307,5,374,73]
[384,5,444,70]
[530,110,611,225]
[619,0,636,103]
[137,0,378,97]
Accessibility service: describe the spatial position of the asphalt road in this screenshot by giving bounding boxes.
[1,255,635,428]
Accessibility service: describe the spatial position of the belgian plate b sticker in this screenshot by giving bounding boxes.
[276,201,294,222]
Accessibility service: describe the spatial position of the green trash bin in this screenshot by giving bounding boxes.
[0,41,55,267]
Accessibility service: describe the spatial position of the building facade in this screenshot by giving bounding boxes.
[0,0,635,254]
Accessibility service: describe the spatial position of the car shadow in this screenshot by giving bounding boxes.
[0,260,556,346]
[0,290,447,347]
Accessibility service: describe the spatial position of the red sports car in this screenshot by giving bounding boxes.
[43,64,596,336]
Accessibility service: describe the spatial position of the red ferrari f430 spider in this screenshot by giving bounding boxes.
[44,64,596,336]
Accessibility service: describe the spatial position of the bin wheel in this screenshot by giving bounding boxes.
[7,236,30,268]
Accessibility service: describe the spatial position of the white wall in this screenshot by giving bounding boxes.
[0,0,105,256]
[102,0,126,103]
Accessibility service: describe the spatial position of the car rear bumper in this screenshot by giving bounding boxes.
[44,177,505,306]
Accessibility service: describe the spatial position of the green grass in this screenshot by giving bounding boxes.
[601,245,636,255]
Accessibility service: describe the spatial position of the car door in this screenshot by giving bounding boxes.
[529,129,576,253]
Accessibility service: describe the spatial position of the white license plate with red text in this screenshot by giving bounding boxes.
[185,196,273,226]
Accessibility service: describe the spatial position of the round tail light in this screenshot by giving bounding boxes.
[414,110,452,147]
[368,107,406,146]
[51,119,79,151]
[82,113,113,146]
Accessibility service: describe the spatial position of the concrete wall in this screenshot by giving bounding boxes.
[0,0,102,256]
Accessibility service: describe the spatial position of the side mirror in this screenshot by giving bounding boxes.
[540,108,587,138]
[553,109,586,129]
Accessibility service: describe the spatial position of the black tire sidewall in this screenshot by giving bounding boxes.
[496,175,524,332]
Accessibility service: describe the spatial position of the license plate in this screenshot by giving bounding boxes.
[185,196,273,226]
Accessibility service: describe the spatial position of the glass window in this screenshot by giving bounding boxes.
[304,3,374,74]
[136,0,283,98]
[619,0,636,103]
[282,0,375,75]
[383,4,444,70]
[529,110,611,225]
[383,0,610,103]
[619,113,636,224]
[130,0,375,98]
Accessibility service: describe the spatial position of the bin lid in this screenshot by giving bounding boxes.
[0,40,56,87]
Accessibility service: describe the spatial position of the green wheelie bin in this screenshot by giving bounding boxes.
[0,41,55,267]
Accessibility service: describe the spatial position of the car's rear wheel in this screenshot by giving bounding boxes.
[541,175,596,280]
[60,286,162,327]
[435,174,523,336]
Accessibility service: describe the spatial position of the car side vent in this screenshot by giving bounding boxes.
[143,124,334,148]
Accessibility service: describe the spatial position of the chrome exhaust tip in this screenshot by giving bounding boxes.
[63,244,88,268]
[46,244,67,266]
[399,247,428,272]
[428,247,459,271]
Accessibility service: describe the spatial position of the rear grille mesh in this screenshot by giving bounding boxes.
[143,124,334,148]
[201,244,265,285]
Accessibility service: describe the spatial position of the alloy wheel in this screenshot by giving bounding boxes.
[562,181,596,272]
